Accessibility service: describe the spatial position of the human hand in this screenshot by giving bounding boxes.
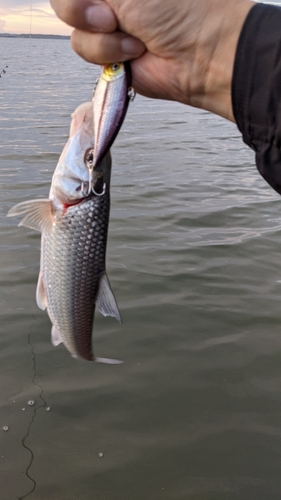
[50,0,254,121]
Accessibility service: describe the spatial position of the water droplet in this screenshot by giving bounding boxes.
[27,400,34,406]
[2,426,9,432]
[45,407,51,412]
[98,453,104,458]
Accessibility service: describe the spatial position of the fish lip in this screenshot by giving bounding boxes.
[61,197,87,210]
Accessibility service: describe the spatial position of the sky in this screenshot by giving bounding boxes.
[0,0,72,35]
[1,0,281,36]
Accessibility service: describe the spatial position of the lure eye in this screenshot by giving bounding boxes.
[111,63,120,72]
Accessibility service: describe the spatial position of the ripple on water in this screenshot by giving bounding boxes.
[1,36,281,500]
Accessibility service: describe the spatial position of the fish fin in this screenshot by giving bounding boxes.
[95,357,124,365]
[36,272,47,310]
[69,354,123,364]
[7,199,54,233]
[96,273,122,323]
[70,102,93,137]
[51,325,63,346]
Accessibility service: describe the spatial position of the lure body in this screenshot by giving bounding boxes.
[93,61,132,169]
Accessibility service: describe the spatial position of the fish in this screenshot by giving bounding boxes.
[7,102,122,363]
[92,61,134,171]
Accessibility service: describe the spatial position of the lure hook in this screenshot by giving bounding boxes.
[93,183,106,197]
[128,87,136,101]
[85,148,95,195]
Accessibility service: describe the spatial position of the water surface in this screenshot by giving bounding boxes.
[1,37,281,500]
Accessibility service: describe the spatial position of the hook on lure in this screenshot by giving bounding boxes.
[85,149,106,196]
[93,183,106,197]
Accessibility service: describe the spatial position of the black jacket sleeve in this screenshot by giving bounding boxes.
[232,3,281,195]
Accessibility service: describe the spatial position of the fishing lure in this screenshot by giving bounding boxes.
[92,61,135,171]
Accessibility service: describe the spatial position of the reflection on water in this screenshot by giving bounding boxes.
[1,38,281,500]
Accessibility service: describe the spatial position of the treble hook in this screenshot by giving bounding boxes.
[85,149,95,195]
[93,183,106,197]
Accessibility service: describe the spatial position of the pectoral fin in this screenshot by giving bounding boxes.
[7,199,54,233]
[96,273,122,323]
[51,325,63,346]
[36,272,47,310]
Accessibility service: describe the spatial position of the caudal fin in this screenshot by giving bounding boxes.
[95,357,124,365]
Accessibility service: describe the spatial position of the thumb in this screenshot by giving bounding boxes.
[50,0,118,32]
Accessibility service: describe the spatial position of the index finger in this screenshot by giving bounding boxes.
[50,0,118,32]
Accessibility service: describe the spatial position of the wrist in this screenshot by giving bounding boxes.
[184,0,255,121]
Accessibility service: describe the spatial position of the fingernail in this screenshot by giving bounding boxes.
[85,5,117,32]
[121,37,146,58]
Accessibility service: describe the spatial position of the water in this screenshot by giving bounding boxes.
[1,37,281,500]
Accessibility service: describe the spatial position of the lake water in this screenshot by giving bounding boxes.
[1,36,281,500]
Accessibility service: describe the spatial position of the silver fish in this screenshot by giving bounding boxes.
[8,102,122,362]
[92,61,133,170]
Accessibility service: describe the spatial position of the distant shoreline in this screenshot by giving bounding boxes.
[0,33,70,40]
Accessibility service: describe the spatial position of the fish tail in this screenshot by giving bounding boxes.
[95,357,124,365]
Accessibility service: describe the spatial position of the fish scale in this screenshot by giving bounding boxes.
[42,194,110,360]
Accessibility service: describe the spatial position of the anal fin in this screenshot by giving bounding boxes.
[96,273,122,322]
[51,325,63,346]
[36,271,48,310]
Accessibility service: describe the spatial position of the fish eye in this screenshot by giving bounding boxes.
[111,63,120,72]
[85,149,94,168]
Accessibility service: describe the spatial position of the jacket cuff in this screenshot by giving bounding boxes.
[232,3,281,194]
